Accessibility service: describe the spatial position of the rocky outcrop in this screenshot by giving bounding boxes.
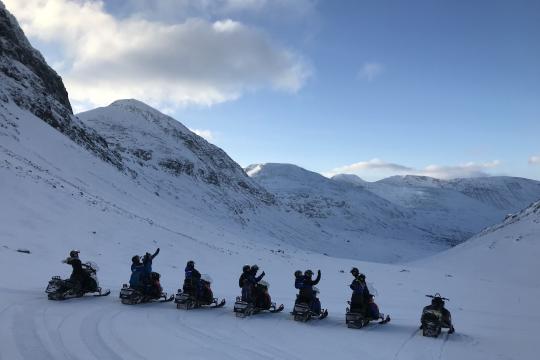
[0,2,123,169]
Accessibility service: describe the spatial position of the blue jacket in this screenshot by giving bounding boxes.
[294,276,304,289]
[129,263,144,288]
[350,279,367,295]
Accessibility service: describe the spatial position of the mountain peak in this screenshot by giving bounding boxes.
[331,173,366,186]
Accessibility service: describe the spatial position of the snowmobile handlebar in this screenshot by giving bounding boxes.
[426,294,449,301]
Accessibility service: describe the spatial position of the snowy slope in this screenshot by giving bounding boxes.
[418,200,540,286]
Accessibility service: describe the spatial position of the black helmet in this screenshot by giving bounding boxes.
[350,267,359,276]
[251,264,259,272]
[305,269,314,277]
[242,264,250,272]
[187,260,195,267]
[294,270,302,277]
[132,255,140,263]
[432,296,444,307]
[358,273,366,280]
[69,250,80,258]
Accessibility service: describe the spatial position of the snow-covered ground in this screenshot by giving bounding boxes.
[1,102,539,359]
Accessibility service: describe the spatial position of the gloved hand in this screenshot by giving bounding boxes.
[317,270,321,276]
[261,271,266,277]
[61,258,68,264]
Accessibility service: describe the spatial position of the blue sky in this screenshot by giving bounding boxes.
[5,0,540,180]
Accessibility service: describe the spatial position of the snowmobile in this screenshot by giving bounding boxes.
[175,274,225,310]
[234,280,284,317]
[119,271,173,305]
[345,297,390,329]
[291,287,328,322]
[46,262,110,300]
[420,294,454,337]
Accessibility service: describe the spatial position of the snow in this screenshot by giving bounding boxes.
[1,108,539,358]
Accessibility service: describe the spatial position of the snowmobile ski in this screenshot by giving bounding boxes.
[318,309,329,320]
[94,289,111,297]
[270,304,284,313]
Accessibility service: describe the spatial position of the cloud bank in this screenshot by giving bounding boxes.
[326,158,501,180]
[4,0,312,111]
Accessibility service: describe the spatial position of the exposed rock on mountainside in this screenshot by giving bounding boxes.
[0,2,122,168]
[78,100,275,216]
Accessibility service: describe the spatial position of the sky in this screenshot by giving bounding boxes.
[4,0,540,181]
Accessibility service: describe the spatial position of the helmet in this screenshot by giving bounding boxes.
[350,267,359,276]
[358,273,366,280]
[305,269,314,277]
[69,250,80,258]
[432,296,444,307]
[251,264,259,272]
[187,260,195,268]
[131,255,140,263]
[242,264,250,272]
[294,270,302,277]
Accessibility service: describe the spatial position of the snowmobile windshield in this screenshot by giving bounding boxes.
[367,282,378,295]
[201,274,212,284]
[259,280,270,288]
[313,286,320,294]
[84,261,99,272]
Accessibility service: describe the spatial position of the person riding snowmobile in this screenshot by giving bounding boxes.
[140,248,160,297]
[294,270,304,290]
[183,260,202,298]
[239,264,265,303]
[62,250,91,294]
[129,255,145,289]
[254,281,272,310]
[298,269,322,314]
[349,268,371,314]
[421,294,455,333]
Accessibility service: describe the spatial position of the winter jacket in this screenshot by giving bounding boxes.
[185,265,201,283]
[142,248,160,276]
[129,263,145,288]
[294,275,304,290]
[184,265,202,293]
[239,271,250,288]
[67,257,84,281]
[299,272,321,301]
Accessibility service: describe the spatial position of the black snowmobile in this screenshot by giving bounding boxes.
[291,287,328,322]
[234,280,284,317]
[345,297,390,329]
[120,272,173,305]
[46,262,110,300]
[175,274,225,310]
[420,294,455,337]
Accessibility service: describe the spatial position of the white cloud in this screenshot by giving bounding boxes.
[359,62,384,82]
[190,128,215,142]
[326,158,501,180]
[329,158,413,174]
[119,0,317,23]
[4,0,311,111]
[529,155,540,165]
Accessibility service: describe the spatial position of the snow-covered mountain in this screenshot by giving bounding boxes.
[77,100,275,220]
[330,173,540,243]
